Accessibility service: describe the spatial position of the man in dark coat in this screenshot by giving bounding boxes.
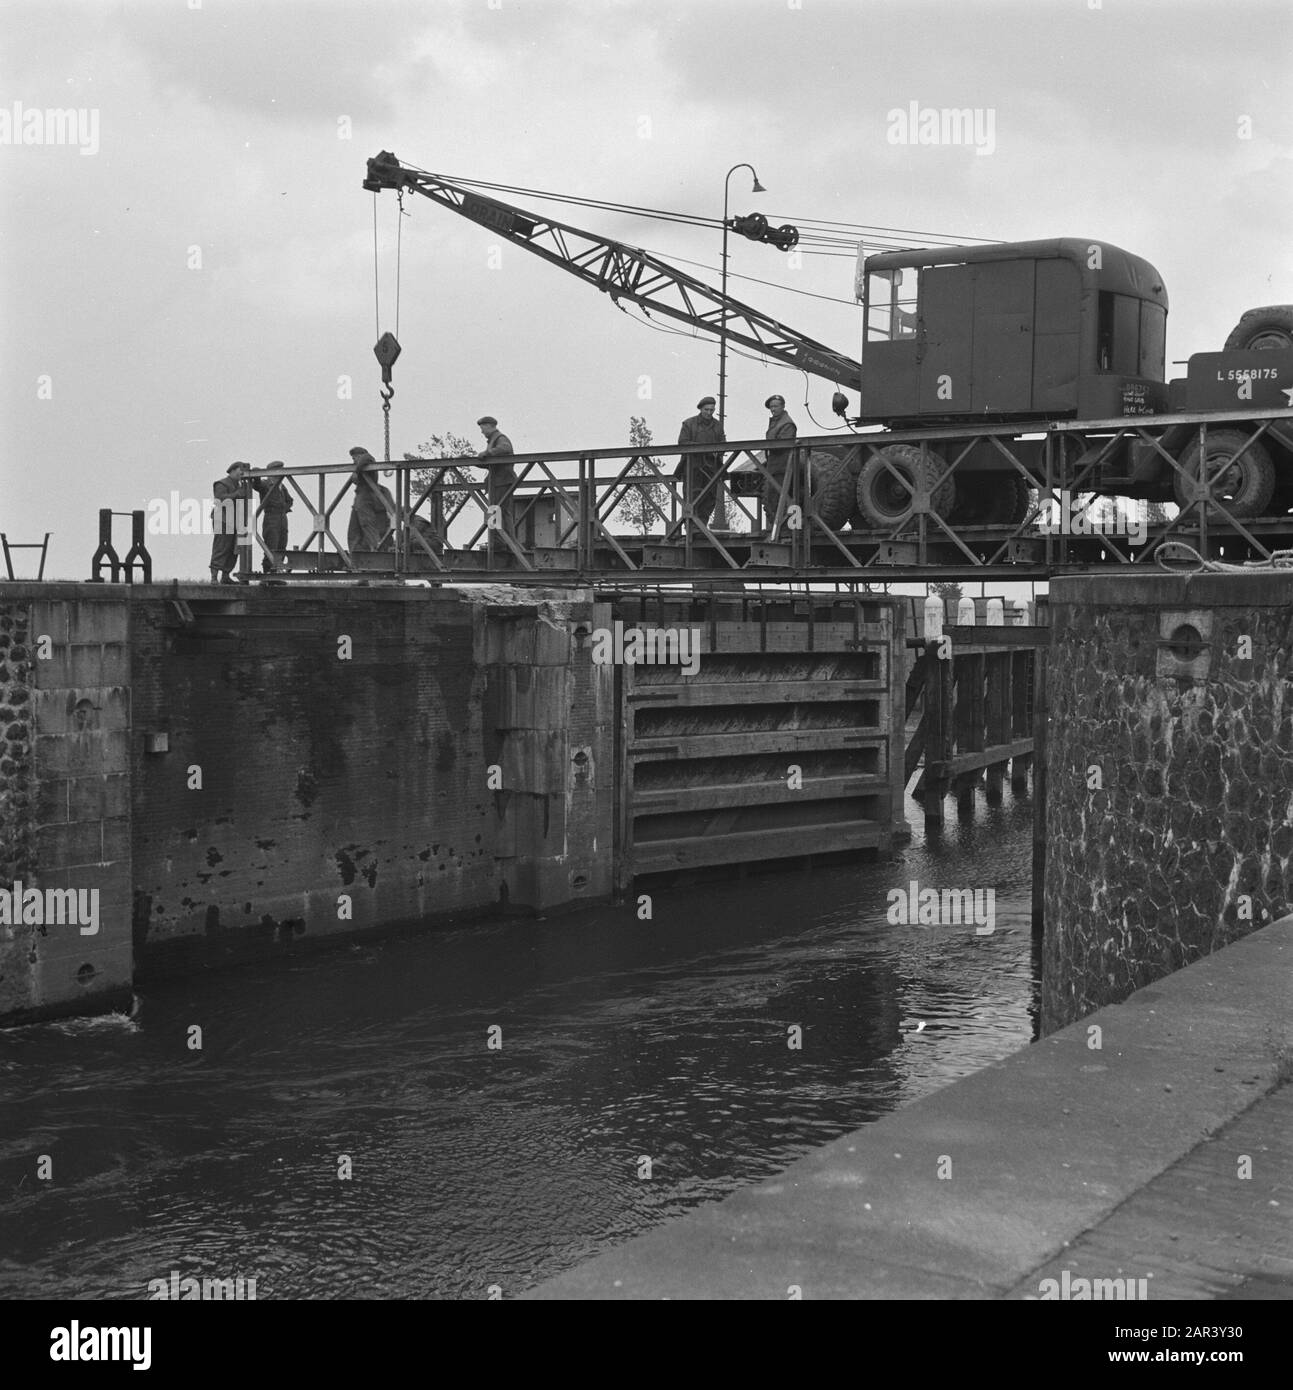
[347,447,397,552]
[209,461,250,584]
[253,460,293,572]
[476,415,516,539]
[764,394,800,518]
[676,395,726,526]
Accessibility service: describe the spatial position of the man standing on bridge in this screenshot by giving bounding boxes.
[763,394,799,531]
[209,461,251,584]
[476,415,516,541]
[253,460,293,573]
[676,396,726,528]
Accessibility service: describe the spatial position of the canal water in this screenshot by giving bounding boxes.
[0,792,1036,1300]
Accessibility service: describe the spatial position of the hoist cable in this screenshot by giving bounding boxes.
[395,191,404,339]
[372,193,382,338]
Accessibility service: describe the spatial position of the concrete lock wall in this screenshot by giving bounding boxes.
[0,586,134,1024]
[128,584,614,977]
[2,580,894,1027]
[1043,572,1293,1032]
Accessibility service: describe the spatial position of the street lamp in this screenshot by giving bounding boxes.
[719,163,765,435]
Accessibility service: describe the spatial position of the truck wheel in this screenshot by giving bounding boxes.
[807,450,857,530]
[1223,306,1293,351]
[951,472,1031,525]
[1173,430,1276,516]
[855,445,955,528]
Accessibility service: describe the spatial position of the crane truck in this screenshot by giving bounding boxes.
[363,151,1293,537]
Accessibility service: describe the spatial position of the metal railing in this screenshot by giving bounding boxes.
[218,407,1293,583]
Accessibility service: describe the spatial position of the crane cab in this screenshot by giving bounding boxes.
[857,238,1170,424]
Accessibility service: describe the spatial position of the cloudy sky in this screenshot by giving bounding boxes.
[3,0,1291,579]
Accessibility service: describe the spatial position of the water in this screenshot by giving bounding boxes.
[0,792,1037,1300]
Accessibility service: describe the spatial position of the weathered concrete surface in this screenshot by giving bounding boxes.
[0,581,616,1021]
[1044,572,1293,1032]
[128,583,613,977]
[0,586,133,1025]
[524,915,1293,1300]
[1007,1084,1293,1300]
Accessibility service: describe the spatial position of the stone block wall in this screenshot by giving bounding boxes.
[1043,572,1293,1031]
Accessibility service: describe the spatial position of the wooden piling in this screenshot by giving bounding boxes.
[985,651,1008,803]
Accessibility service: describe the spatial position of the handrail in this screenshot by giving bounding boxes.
[194,405,1293,583]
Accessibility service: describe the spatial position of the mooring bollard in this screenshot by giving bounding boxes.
[89,509,152,584]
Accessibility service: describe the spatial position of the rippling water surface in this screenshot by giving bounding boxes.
[0,792,1037,1299]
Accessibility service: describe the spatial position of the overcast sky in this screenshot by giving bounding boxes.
[3,0,1291,579]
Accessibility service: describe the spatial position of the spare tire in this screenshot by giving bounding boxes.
[951,472,1031,526]
[855,445,955,528]
[1223,305,1293,352]
[1172,429,1276,516]
[807,450,857,530]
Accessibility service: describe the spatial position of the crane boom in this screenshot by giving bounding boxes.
[363,151,862,392]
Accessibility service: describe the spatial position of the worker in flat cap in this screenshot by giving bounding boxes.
[676,395,726,528]
[346,446,398,553]
[209,461,251,584]
[476,415,516,539]
[763,393,800,526]
[253,460,293,573]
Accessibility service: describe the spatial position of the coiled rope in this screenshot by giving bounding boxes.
[1155,540,1293,573]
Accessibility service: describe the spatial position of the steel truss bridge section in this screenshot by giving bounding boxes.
[216,406,1293,587]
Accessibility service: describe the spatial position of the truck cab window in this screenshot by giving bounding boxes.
[866,269,918,342]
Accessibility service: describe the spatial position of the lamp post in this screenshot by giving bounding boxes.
[719,163,765,434]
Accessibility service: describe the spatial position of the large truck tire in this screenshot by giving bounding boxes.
[855,445,955,528]
[1173,429,1276,516]
[1223,305,1293,351]
[806,450,857,530]
[950,472,1031,525]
